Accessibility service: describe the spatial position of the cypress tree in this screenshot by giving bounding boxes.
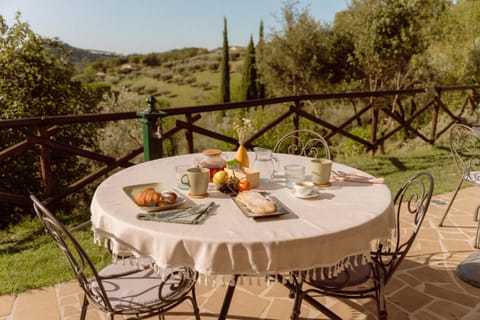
[256,20,266,99]
[242,35,258,100]
[220,17,230,103]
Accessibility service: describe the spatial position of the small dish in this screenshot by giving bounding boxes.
[293,181,314,196]
[289,189,319,199]
[123,182,186,212]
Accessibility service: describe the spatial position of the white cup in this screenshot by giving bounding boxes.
[294,181,313,196]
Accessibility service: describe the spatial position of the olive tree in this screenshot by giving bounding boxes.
[335,0,447,90]
[0,14,103,226]
[257,2,335,96]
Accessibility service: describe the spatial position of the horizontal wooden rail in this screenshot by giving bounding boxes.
[1,85,479,210]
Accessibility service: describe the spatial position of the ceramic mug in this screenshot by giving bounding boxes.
[181,167,210,196]
[311,159,332,186]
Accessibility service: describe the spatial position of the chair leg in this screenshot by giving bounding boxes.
[289,275,303,320]
[439,178,464,226]
[376,278,388,320]
[190,286,201,320]
[475,205,480,248]
[80,294,89,320]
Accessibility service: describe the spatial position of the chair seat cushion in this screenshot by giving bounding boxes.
[456,252,480,288]
[465,171,480,184]
[91,259,194,312]
[302,255,373,288]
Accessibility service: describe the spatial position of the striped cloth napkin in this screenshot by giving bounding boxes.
[137,202,215,224]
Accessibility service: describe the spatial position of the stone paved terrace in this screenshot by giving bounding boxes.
[1,186,480,320]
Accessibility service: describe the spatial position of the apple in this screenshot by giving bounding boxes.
[213,170,228,186]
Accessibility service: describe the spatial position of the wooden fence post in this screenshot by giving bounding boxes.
[185,113,194,153]
[293,99,301,131]
[371,100,379,156]
[37,126,53,197]
[431,88,440,143]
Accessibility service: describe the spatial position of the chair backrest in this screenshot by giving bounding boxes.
[273,129,331,159]
[30,195,113,312]
[449,123,480,184]
[375,171,434,282]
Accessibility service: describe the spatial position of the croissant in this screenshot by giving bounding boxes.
[134,188,177,207]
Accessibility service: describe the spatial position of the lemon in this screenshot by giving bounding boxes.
[213,170,228,186]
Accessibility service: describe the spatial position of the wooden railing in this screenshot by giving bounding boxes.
[1,85,479,208]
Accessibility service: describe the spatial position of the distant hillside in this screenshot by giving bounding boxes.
[61,42,120,67]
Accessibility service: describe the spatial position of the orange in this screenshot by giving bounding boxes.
[238,179,251,192]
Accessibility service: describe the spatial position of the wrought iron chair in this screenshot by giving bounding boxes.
[286,171,434,320]
[30,195,201,320]
[273,129,331,159]
[439,123,480,227]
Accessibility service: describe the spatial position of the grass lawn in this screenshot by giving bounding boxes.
[0,142,463,296]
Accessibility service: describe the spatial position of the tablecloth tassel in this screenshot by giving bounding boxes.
[344,257,353,271]
[312,269,317,281]
[362,254,368,265]
[333,263,339,277]
[320,267,325,280]
[248,275,252,286]
[239,276,244,285]
[328,267,333,279]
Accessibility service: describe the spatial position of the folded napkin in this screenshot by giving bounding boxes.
[137,202,214,224]
[331,172,384,184]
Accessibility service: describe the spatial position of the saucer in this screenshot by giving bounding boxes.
[289,189,319,199]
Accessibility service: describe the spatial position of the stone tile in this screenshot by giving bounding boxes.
[384,302,410,320]
[263,298,297,319]
[442,238,474,251]
[57,281,81,297]
[12,287,59,320]
[388,286,433,312]
[426,300,471,319]
[0,295,15,317]
[262,281,293,298]
[407,266,452,284]
[226,287,270,318]
[411,309,443,320]
[424,283,478,308]
[62,304,82,318]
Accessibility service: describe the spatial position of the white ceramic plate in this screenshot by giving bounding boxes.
[289,189,320,199]
[123,182,186,212]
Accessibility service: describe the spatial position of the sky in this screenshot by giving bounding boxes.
[0,0,350,55]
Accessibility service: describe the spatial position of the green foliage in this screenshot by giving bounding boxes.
[241,36,258,100]
[0,214,110,295]
[220,17,231,103]
[0,14,104,227]
[257,2,334,96]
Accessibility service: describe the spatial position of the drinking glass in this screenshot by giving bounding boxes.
[284,164,306,188]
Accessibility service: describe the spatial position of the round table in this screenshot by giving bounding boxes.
[91,152,394,278]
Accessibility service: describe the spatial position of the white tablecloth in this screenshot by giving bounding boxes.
[91,152,394,278]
